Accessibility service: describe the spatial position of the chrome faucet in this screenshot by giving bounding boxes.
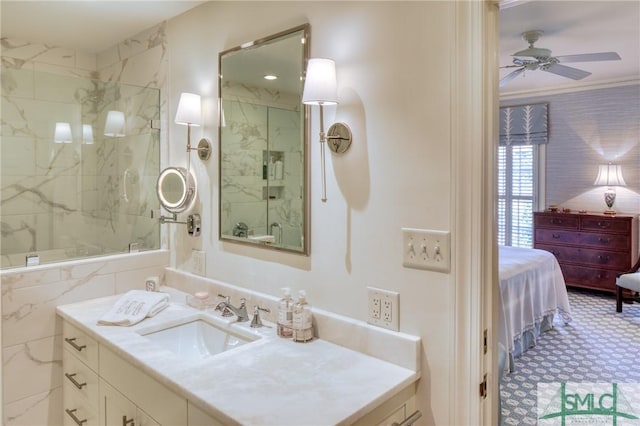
[215,296,249,322]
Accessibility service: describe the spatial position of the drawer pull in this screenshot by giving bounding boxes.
[551,219,563,225]
[392,410,422,426]
[64,337,86,352]
[122,415,135,426]
[598,237,611,244]
[596,255,611,262]
[65,409,87,426]
[65,373,87,390]
[597,221,611,229]
[552,233,560,239]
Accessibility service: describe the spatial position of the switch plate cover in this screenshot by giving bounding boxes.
[402,228,451,272]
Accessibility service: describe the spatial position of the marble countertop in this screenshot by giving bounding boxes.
[56,288,420,426]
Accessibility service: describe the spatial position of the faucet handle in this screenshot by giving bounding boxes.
[250,305,271,328]
[239,297,247,307]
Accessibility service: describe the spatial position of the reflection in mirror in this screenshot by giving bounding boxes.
[219,24,309,254]
[157,167,196,213]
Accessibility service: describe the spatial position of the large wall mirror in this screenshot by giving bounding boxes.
[218,24,310,254]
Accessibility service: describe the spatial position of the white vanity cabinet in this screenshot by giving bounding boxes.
[352,384,417,426]
[100,380,160,426]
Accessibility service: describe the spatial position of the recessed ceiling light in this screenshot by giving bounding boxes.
[264,75,278,80]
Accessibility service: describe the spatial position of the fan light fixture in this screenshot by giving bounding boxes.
[302,58,352,202]
[594,163,626,215]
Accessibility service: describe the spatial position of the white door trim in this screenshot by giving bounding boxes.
[450,1,499,424]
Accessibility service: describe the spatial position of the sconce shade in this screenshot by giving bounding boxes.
[54,122,72,144]
[104,110,126,137]
[175,92,202,126]
[302,58,338,105]
[594,164,626,187]
[82,124,94,144]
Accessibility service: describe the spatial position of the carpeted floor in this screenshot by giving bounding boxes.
[500,288,640,425]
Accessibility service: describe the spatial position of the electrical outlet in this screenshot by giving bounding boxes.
[402,228,451,272]
[369,294,381,319]
[192,250,205,276]
[367,287,399,331]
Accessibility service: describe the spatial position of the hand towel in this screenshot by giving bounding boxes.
[98,290,170,326]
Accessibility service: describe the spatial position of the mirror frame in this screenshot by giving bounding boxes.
[156,166,196,213]
[218,24,311,255]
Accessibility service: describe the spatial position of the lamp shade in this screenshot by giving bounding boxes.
[594,163,626,186]
[302,58,338,105]
[175,92,202,126]
[104,110,126,137]
[54,122,72,144]
[82,124,94,144]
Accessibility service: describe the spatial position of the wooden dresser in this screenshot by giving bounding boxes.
[534,211,639,293]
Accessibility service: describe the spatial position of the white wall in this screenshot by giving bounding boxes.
[166,2,460,424]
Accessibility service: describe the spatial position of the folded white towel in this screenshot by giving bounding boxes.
[98,290,170,327]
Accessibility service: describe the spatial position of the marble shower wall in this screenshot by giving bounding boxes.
[1,23,166,269]
[1,22,169,426]
[220,81,303,248]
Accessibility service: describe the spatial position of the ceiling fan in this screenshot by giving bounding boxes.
[500,30,621,87]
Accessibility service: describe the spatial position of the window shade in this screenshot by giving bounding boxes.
[500,103,548,145]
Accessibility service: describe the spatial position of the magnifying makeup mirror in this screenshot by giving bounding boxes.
[156,167,196,213]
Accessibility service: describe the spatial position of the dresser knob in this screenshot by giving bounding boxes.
[552,233,560,239]
[597,221,610,229]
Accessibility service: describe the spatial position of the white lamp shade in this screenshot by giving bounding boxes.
[594,164,626,186]
[302,58,338,105]
[82,124,94,144]
[104,110,126,137]
[54,122,72,144]
[175,92,202,126]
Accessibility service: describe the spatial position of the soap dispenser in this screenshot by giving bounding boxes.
[292,290,313,342]
[277,287,294,338]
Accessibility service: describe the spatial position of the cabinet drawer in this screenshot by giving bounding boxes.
[534,214,579,229]
[560,264,618,291]
[63,383,99,426]
[63,348,100,408]
[63,322,98,372]
[535,229,630,250]
[581,217,631,234]
[536,244,629,269]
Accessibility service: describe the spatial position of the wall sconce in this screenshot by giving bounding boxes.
[82,124,94,144]
[175,92,212,164]
[54,122,72,144]
[104,110,125,138]
[594,162,626,215]
[302,58,352,202]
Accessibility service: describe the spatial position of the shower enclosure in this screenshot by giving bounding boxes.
[1,68,160,268]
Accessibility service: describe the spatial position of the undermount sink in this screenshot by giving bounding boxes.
[140,319,256,361]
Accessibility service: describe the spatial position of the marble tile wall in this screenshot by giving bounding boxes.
[1,250,169,425]
[220,82,303,248]
[1,22,169,425]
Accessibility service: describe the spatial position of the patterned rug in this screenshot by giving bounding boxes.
[500,288,640,425]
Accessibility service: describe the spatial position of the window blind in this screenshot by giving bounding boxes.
[500,103,548,146]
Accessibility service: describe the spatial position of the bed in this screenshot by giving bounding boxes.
[499,245,572,371]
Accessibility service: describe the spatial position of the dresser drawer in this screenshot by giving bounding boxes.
[63,322,99,372]
[560,264,618,290]
[581,216,632,234]
[63,348,99,409]
[535,229,631,251]
[534,214,579,229]
[537,244,629,269]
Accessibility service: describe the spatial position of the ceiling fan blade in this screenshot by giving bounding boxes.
[544,63,591,80]
[555,52,621,63]
[500,67,525,87]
